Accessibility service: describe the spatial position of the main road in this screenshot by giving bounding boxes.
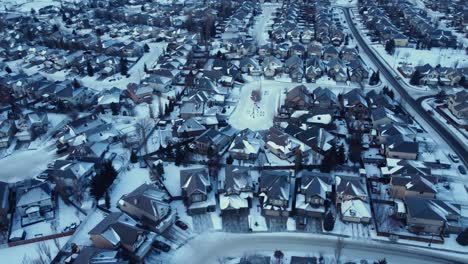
[171,232,466,264]
[341,7,468,167]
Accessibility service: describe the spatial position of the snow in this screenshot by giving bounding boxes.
[373,45,468,69]
[110,166,152,209]
[251,3,280,45]
[162,162,205,197]
[0,236,69,263]
[171,232,466,264]
[228,79,292,131]
[0,144,58,182]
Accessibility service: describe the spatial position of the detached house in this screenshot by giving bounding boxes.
[89,212,155,261]
[389,175,437,199]
[118,184,175,233]
[219,166,253,215]
[228,128,263,160]
[448,90,468,120]
[180,168,214,215]
[258,171,292,217]
[295,172,332,218]
[16,181,54,226]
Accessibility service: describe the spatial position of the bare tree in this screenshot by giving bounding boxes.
[35,242,52,264]
[135,117,153,154]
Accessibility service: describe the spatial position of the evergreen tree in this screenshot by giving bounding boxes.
[295,148,303,172]
[110,102,119,115]
[323,211,335,231]
[90,161,117,200]
[4,66,11,74]
[156,162,165,175]
[320,146,337,173]
[410,70,422,85]
[456,228,468,246]
[144,43,150,53]
[226,155,234,165]
[348,134,362,164]
[130,149,138,163]
[104,191,110,209]
[87,61,94,77]
[72,78,80,88]
[337,144,346,165]
[385,39,395,55]
[120,57,128,76]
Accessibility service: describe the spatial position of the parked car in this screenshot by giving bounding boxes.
[175,220,188,230]
[458,165,466,175]
[449,153,460,163]
[152,240,171,252]
[139,159,147,168]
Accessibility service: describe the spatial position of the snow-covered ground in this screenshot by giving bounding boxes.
[228,79,290,131]
[0,143,58,182]
[0,235,69,263]
[373,45,468,69]
[110,166,152,209]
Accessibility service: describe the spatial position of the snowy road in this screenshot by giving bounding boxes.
[0,144,57,182]
[171,232,466,264]
[251,3,281,45]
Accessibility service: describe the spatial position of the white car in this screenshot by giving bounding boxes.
[449,153,460,163]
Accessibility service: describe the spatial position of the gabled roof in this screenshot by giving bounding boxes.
[299,171,332,199]
[259,170,290,202]
[180,168,210,196]
[405,197,460,221]
[391,175,437,194]
[336,176,366,198]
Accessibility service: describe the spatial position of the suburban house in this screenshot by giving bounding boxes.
[218,166,253,215]
[117,184,176,233]
[15,181,54,226]
[405,196,461,235]
[382,135,419,160]
[0,120,16,148]
[180,168,214,215]
[88,212,155,261]
[258,170,292,217]
[49,160,95,193]
[295,171,332,218]
[389,175,437,199]
[448,90,468,120]
[228,128,263,160]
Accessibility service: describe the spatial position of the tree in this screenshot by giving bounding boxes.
[274,250,284,264]
[156,162,165,175]
[374,258,387,264]
[323,210,335,231]
[144,63,148,73]
[144,43,150,53]
[110,102,119,115]
[337,144,345,165]
[90,161,117,200]
[295,148,303,171]
[175,147,185,166]
[120,57,128,76]
[4,66,12,74]
[334,237,344,264]
[87,61,94,77]
[226,155,234,165]
[130,149,138,163]
[72,78,80,88]
[320,146,337,173]
[348,134,362,164]
[104,191,110,209]
[385,39,395,55]
[456,228,468,246]
[410,70,422,85]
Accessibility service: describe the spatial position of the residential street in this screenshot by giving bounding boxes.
[171,232,466,264]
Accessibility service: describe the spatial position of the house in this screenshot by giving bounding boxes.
[284,55,303,74]
[15,181,54,226]
[219,166,253,215]
[0,120,16,148]
[295,172,332,218]
[118,184,175,233]
[340,199,371,224]
[381,158,431,178]
[342,88,368,117]
[239,57,261,75]
[180,101,204,119]
[305,56,325,82]
[180,168,214,215]
[193,127,232,156]
[262,56,283,78]
[285,124,336,154]
[383,135,419,160]
[88,212,154,261]
[283,85,311,111]
[371,107,405,128]
[389,175,437,199]
[0,182,10,229]
[64,246,128,264]
[177,117,207,138]
[323,45,339,60]
[327,58,347,82]
[228,129,263,160]
[49,160,95,193]
[335,176,367,205]
[448,90,468,120]
[312,87,338,109]
[126,83,153,104]
[405,196,461,235]
[265,127,310,160]
[258,170,291,217]
[347,59,369,83]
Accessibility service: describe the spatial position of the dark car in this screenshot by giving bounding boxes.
[175,220,188,230]
[152,240,171,252]
[458,165,466,175]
